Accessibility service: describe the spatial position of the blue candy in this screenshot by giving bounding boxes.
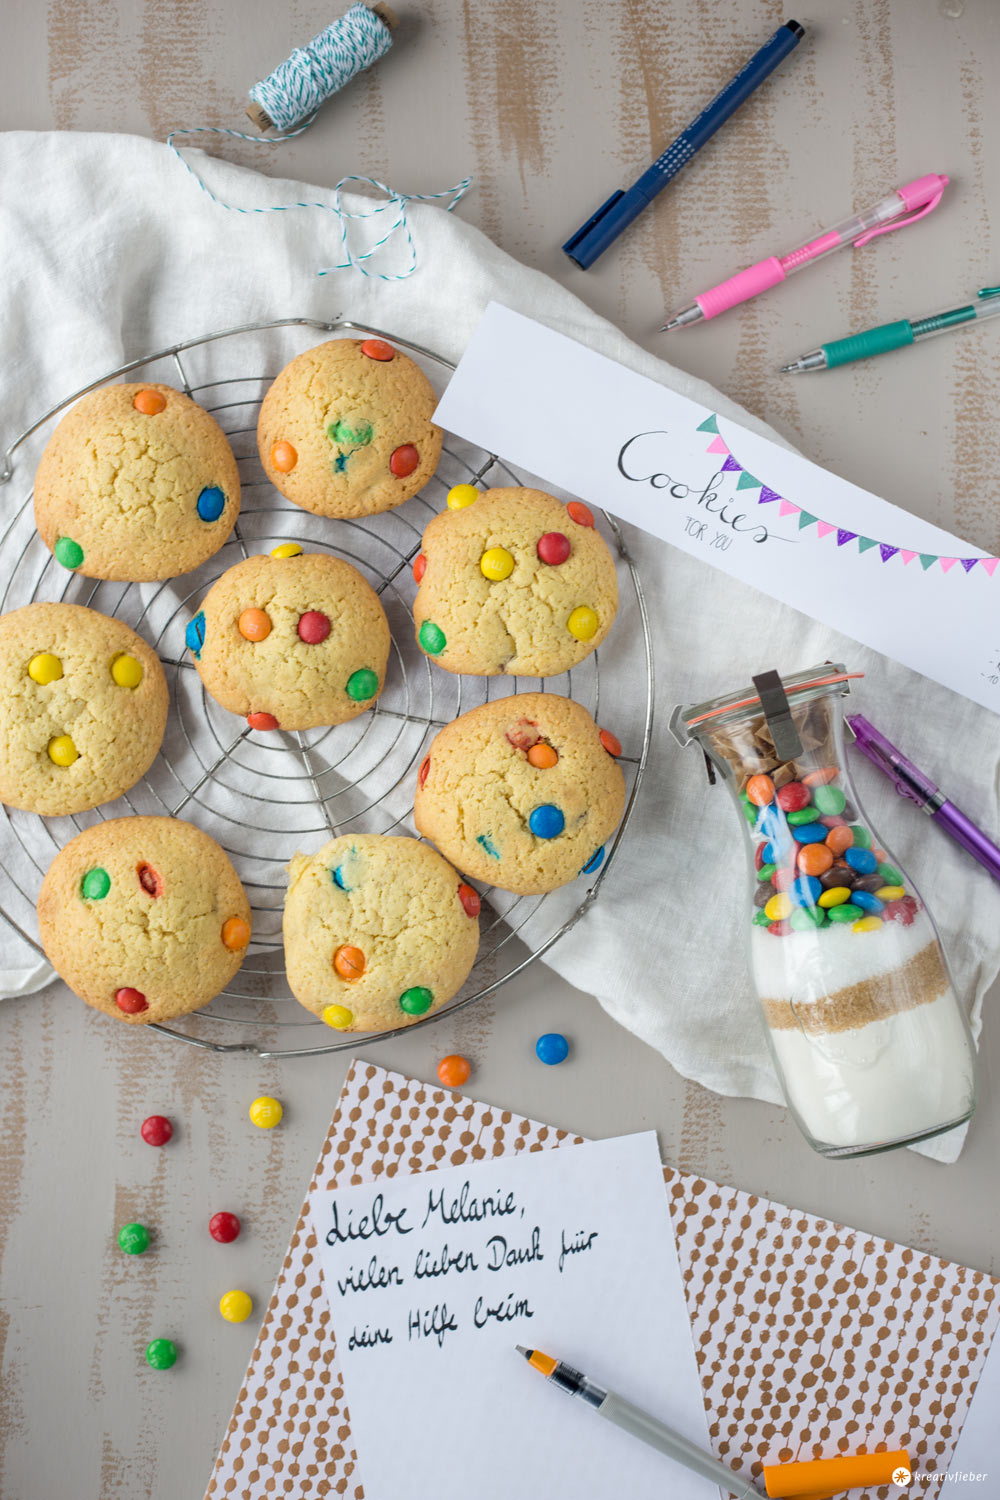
[581,846,605,875]
[185,610,206,659]
[535,1032,569,1066]
[791,822,828,844]
[477,833,500,859]
[851,890,884,914]
[762,838,793,866]
[754,804,786,839]
[196,486,225,522]
[529,804,565,839]
[790,875,822,907]
[845,847,878,875]
[332,866,349,890]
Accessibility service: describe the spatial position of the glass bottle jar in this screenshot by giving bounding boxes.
[670,664,976,1157]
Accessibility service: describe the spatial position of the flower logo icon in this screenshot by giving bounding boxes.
[891,1467,912,1488]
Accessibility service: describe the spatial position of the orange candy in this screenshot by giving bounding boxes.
[566,501,595,528]
[133,388,166,415]
[222,916,250,951]
[271,440,298,473]
[599,728,622,757]
[413,551,427,584]
[798,843,834,876]
[527,742,558,769]
[437,1054,471,1088]
[247,711,279,731]
[238,608,271,641]
[826,825,854,856]
[802,766,839,787]
[360,338,395,361]
[745,774,775,807]
[333,945,366,980]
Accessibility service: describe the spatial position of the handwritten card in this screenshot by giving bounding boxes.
[434,303,1000,716]
[309,1131,715,1500]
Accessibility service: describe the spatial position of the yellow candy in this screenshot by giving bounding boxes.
[875,885,905,902]
[567,606,599,641]
[47,735,78,767]
[110,653,143,688]
[764,892,793,922]
[818,887,852,909]
[322,1005,354,1031]
[248,1095,283,1129]
[446,484,479,509]
[853,915,883,933]
[28,653,63,685]
[271,542,303,558]
[480,546,515,581]
[219,1289,254,1323]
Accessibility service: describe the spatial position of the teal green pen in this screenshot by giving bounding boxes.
[781,285,1000,371]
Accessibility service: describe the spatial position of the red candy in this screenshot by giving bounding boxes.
[297,610,331,644]
[767,920,792,937]
[209,1212,241,1244]
[141,1115,173,1146]
[458,883,481,918]
[418,755,431,789]
[247,711,279,731]
[754,843,766,872]
[137,863,163,897]
[360,338,395,361]
[413,552,427,583]
[566,501,594,528]
[389,444,419,477]
[820,814,847,828]
[505,718,540,752]
[116,987,148,1014]
[775,781,810,812]
[773,867,796,892]
[884,895,918,926]
[537,531,571,566]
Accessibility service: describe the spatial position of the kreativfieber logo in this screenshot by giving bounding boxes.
[892,1467,913,1487]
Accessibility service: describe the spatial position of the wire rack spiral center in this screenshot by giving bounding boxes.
[0,317,653,1058]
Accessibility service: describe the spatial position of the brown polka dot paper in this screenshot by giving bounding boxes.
[204,1063,999,1500]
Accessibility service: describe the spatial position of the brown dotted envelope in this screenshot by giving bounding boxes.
[204,1062,1000,1500]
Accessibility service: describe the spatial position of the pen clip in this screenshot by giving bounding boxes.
[853,182,947,248]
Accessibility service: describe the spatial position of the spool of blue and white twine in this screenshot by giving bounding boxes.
[165,3,471,281]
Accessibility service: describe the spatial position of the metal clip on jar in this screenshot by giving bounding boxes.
[670,665,976,1157]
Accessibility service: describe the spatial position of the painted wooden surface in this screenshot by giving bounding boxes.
[1,1,999,1496]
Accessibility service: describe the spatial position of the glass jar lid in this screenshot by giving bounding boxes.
[669,663,860,747]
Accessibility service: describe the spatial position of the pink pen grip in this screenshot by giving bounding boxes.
[695,257,786,319]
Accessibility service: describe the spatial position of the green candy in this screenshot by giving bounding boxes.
[752,908,771,926]
[757,863,776,882]
[54,536,84,569]
[790,906,826,930]
[346,667,378,702]
[118,1222,150,1256]
[145,1338,177,1371]
[828,903,863,923]
[328,418,373,447]
[878,862,902,886]
[812,785,846,816]
[80,866,111,901]
[742,799,756,825]
[848,825,871,849]
[418,621,446,655]
[399,985,433,1016]
[787,806,821,826]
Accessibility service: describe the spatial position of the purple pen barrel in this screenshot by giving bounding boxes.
[934,802,1000,883]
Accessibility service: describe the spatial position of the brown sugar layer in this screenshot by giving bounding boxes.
[761,942,951,1035]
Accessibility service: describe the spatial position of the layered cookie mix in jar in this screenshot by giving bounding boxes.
[671,665,976,1157]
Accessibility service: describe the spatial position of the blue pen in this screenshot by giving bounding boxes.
[563,20,806,270]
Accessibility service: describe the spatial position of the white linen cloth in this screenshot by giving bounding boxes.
[1,131,996,1162]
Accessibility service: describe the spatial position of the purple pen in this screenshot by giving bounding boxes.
[846,713,1000,883]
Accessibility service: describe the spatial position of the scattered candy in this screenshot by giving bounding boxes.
[529,804,565,839]
[446,484,478,509]
[270,442,298,473]
[599,729,622,757]
[222,916,250,951]
[537,532,571,565]
[297,610,331,644]
[399,986,433,1016]
[480,546,515,581]
[238,608,271,642]
[566,501,594,527]
[775,782,810,812]
[185,612,206,657]
[418,620,446,655]
[360,338,395,361]
[746,774,776,807]
[346,668,378,701]
[28,652,62,685]
[457,883,481,918]
[54,537,84,569]
[437,1054,471,1088]
[80,867,111,900]
[333,944,366,980]
[47,734,78,767]
[145,1338,177,1370]
[118,1222,150,1255]
[116,987,148,1014]
[413,552,427,583]
[247,711,280,731]
[389,444,419,477]
[219,1290,253,1323]
[249,1096,283,1129]
[322,1005,353,1029]
[535,1032,569,1065]
[209,1212,241,1244]
[133,388,166,415]
[197,486,225,522]
[141,1115,172,1146]
[110,653,144,688]
[581,846,605,874]
[271,542,303,559]
[527,742,558,769]
[566,606,598,641]
[418,756,431,789]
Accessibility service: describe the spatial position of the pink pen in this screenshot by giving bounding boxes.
[661,173,949,330]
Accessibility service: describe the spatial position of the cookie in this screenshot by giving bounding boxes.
[414,693,625,894]
[37,816,251,1025]
[0,602,168,816]
[256,337,442,518]
[188,550,391,730]
[412,487,618,676]
[283,834,480,1032]
[34,383,240,581]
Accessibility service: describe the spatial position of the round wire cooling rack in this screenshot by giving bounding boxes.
[0,317,654,1058]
